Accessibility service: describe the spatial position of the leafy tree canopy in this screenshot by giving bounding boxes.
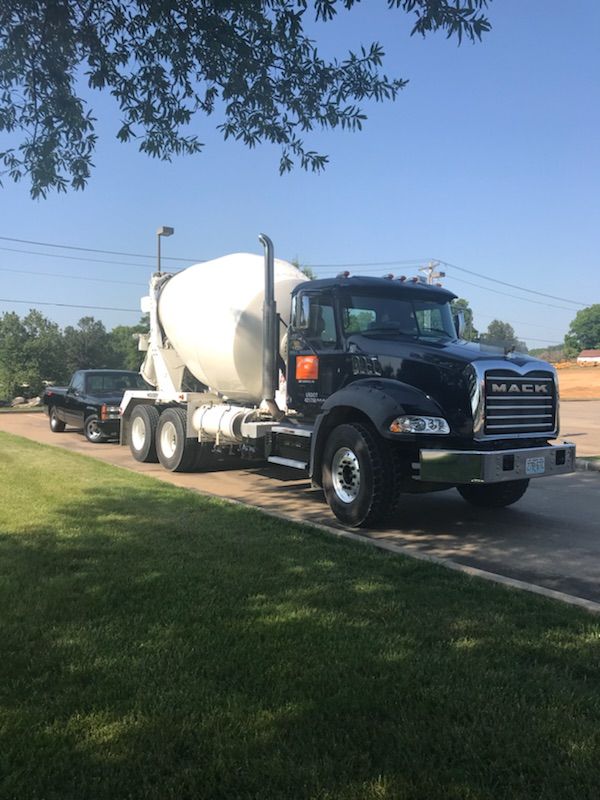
[563,304,600,356]
[110,316,150,371]
[63,316,115,373]
[0,0,491,197]
[480,319,528,353]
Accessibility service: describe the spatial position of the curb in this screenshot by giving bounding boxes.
[85,449,600,615]
[576,458,600,472]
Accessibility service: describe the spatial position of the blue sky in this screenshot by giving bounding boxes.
[1,0,599,349]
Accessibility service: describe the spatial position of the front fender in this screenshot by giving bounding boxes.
[310,378,444,483]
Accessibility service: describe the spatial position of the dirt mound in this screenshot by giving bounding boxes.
[557,365,600,400]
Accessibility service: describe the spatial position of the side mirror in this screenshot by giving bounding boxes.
[453,311,466,339]
[295,295,311,330]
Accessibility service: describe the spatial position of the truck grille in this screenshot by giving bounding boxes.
[484,370,556,436]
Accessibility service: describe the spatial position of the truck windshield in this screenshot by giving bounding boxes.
[341,292,456,340]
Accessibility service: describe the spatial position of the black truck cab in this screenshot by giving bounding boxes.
[265,275,574,526]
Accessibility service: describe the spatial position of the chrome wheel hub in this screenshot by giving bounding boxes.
[131,416,146,451]
[331,447,361,503]
[160,420,178,458]
[86,419,102,441]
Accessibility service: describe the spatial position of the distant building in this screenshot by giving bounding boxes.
[577,349,600,364]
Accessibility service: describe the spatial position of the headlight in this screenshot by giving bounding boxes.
[389,415,450,434]
[106,405,120,415]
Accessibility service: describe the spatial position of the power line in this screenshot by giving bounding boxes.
[476,312,560,332]
[0,235,202,264]
[437,259,586,307]
[0,298,139,313]
[446,274,577,312]
[306,259,426,269]
[0,245,161,271]
[0,235,590,309]
[306,256,586,307]
[0,266,146,287]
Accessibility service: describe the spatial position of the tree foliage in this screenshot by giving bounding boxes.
[563,304,600,357]
[480,319,528,353]
[63,316,117,374]
[0,310,65,396]
[0,310,150,398]
[110,316,149,371]
[0,0,491,197]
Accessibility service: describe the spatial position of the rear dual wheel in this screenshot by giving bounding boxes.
[157,407,216,473]
[129,405,160,463]
[129,405,212,472]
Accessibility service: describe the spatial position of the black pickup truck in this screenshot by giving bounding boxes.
[43,370,148,443]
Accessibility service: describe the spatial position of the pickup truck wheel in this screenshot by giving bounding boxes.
[84,415,105,443]
[49,408,66,433]
[129,405,159,463]
[156,407,198,472]
[457,479,530,508]
[322,423,394,528]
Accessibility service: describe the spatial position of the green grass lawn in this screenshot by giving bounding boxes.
[1,432,600,800]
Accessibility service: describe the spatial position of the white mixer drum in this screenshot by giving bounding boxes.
[157,253,306,403]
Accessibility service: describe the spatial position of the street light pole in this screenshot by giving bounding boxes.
[156,226,174,275]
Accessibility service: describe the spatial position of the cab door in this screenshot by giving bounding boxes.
[287,290,350,414]
[63,371,86,426]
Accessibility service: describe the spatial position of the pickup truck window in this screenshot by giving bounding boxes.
[70,372,85,393]
[85,372,147,394]
[342,292,455,340]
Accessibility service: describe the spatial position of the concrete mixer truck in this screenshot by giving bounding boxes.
[119,234,575,527]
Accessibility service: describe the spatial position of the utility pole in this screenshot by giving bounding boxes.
[419,260,445,285]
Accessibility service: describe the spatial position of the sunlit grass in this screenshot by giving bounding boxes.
[1,432,600,800]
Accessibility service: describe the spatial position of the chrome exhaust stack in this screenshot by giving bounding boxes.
[258,233,283,419]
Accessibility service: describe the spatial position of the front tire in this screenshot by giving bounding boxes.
[49,407,66,433]
[156,407,199,472]
[84,415,105,444]
[322,423,394,528]
[457,479,530,508]
[129,405,160,463]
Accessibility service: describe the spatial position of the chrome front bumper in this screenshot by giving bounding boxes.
[419,442,576,484]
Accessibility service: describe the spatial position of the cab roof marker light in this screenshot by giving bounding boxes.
[337,270,350,278]
[384,273,394,280]
[398,275,406,282]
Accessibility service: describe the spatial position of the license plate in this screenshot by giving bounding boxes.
[526,456,546,475]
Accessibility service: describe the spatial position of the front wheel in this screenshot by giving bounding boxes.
[322,423,394,528]
[49,407,66,433]
[457,479,530,508]
[84,415,105,444]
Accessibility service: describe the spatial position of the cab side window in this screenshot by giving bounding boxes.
[71,372,85,394]
[296,293,338,349]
